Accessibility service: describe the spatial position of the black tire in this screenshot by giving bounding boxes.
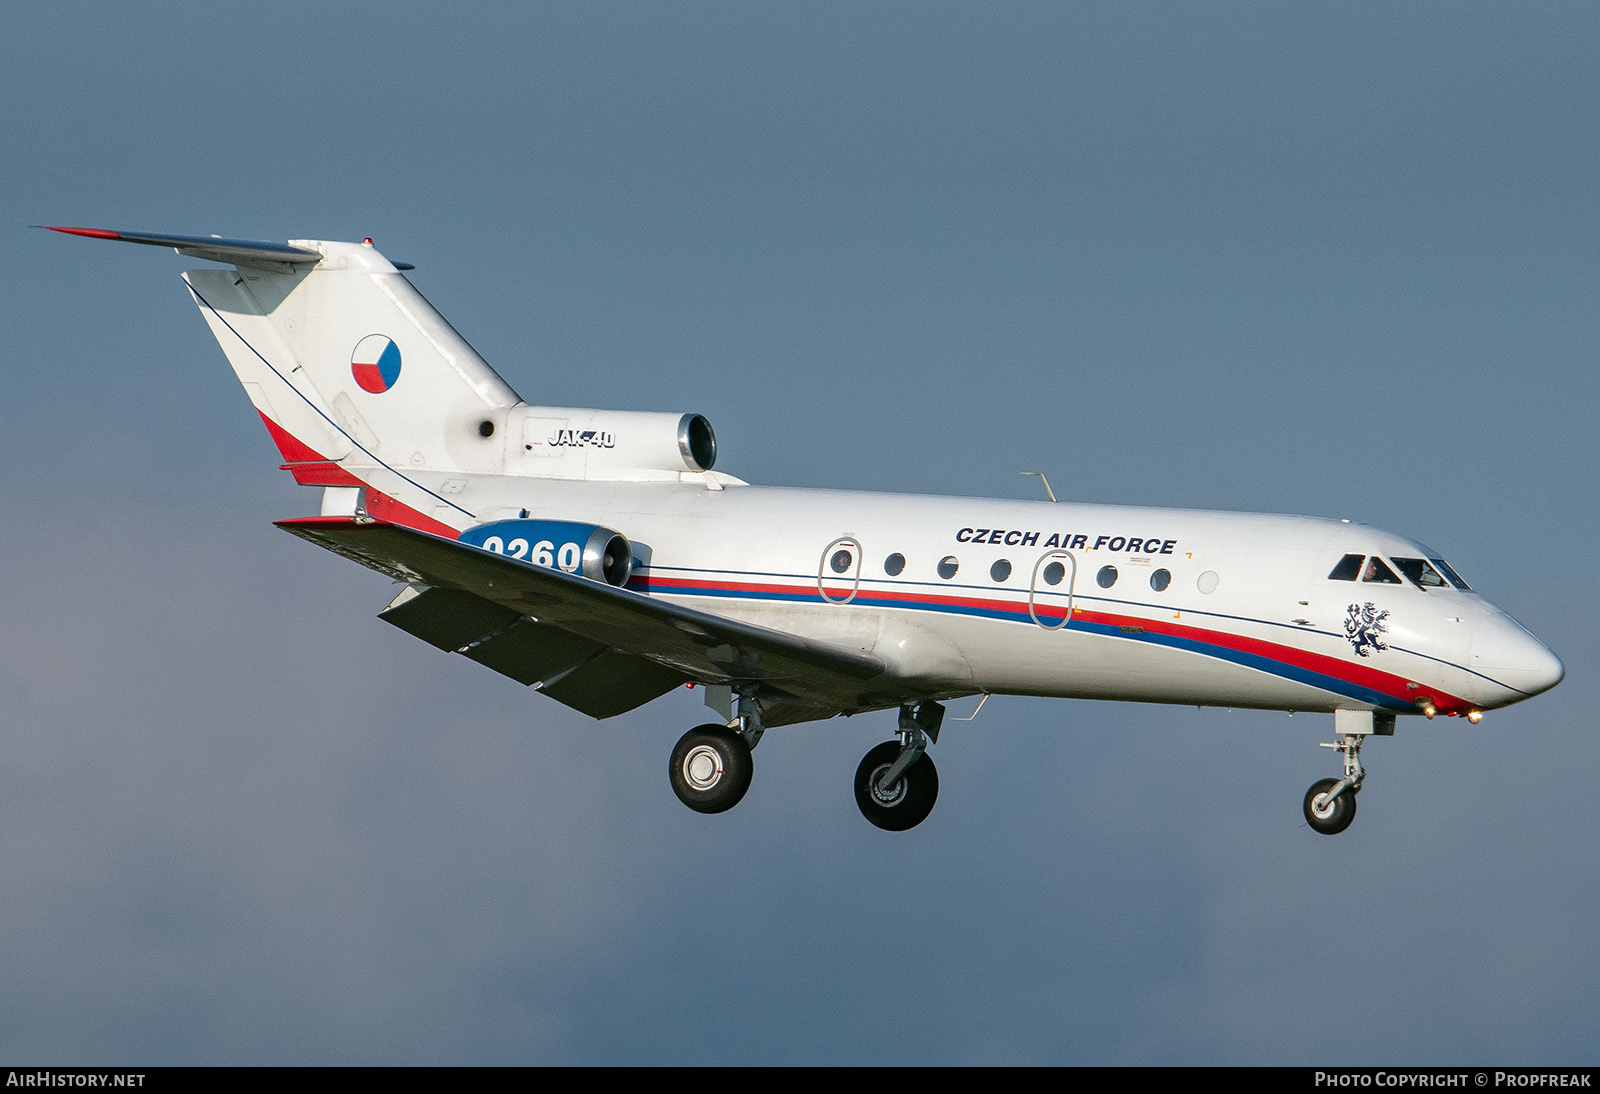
[669,724,753,814]
[1303,777,1357,835]
[854,740,939,831]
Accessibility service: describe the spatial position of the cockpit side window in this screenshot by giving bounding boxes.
[1391,557,1447,589]
[1430,559,1471,590]
[1328,554,1364,581]
[1361,557,1402,584]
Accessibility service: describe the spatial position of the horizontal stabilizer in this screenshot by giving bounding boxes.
[42,226,322,271]
[281,516,896,720]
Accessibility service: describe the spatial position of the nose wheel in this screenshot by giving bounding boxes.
[1303,777,1357,834]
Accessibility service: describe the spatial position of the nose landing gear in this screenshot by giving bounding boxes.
[1303,714,1385,835]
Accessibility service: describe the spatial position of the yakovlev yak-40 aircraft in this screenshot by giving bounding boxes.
[50,226,1565,834]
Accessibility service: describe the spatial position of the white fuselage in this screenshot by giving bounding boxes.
[387,471,1563,720]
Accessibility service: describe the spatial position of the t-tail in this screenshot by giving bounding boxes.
[45,228,728,536]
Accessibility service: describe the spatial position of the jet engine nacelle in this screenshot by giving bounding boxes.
[503,406,717,481]
[460,519,633,586]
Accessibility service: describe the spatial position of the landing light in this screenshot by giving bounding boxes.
[1467,710,1484,724]
[1417,700,1437,719]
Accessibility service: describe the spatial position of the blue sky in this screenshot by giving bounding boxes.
[2,2,1595,1063]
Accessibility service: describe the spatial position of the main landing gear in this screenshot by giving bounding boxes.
[668,685,762,814]
[669,724,753,814]
[854,702,943,831]
[666,690,947,832]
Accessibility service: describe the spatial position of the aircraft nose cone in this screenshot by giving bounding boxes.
[1472,612,1565,701]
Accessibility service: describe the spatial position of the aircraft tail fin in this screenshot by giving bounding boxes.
[48,227,527,534]
[181,237,522,471]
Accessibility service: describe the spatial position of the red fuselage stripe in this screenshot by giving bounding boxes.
[631,572,1468,713]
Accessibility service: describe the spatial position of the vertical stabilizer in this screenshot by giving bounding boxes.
[183,239,522,482]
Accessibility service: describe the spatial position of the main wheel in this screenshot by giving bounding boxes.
[854,740,939,831]
[669,725,753,814]
[1303,777,1357,835]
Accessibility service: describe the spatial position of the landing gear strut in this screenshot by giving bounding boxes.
[1304,730,1367,835]
[854,702,943,831]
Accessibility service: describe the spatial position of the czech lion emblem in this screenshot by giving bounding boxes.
[1343,602,1390,657]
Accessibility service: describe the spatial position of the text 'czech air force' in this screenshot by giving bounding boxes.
[955,528,1178,553]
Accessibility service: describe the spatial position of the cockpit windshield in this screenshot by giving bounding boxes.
[1328,553,1471,590]
[1327,554,1364,581]
[1361,557,1402,584]
[1390,557,1448,589]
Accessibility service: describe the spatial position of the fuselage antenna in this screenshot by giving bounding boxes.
[1021,471,1057,503]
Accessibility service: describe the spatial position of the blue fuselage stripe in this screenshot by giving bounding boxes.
[636,574,1420,711]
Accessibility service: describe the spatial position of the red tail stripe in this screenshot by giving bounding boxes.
[256,413,460,540]
[257,411,327,464]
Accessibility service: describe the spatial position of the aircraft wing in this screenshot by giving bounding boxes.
[276,516,892,723]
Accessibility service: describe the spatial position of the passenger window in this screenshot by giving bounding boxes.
[1391,557,1447,589]
[1328,554,1364,581]
[883,553,906,577]
[1096,565,1118,589]
[1362,557,1402,584]
[1150,568,1171,592]
[829,549,854,574]
[1042,561,1066,586]
[937,556,959,580]
[1430,559,1471,591]
[990,559,1012,582]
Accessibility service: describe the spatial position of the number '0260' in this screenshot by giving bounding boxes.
[479,535,582,571]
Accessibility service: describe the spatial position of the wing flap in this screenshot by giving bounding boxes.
[537,650,689,719]
[379,585,619,689]
[284,517,895,719]
[379,585,522,651]
[462,619,609,690]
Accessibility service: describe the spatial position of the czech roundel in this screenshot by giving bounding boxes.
[351,334,401,393]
